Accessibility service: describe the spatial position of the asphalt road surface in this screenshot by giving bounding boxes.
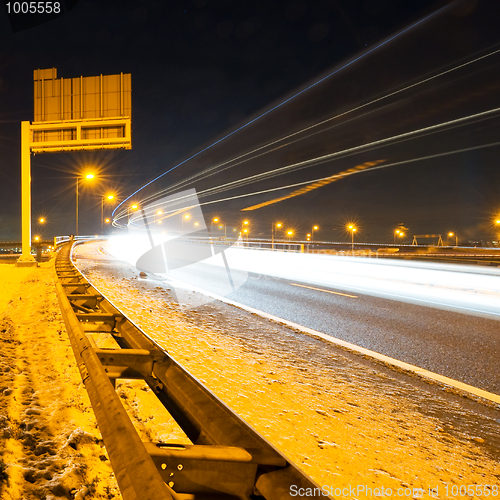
[162,257,500,396]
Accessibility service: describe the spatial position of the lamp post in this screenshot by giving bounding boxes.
[348,224,357,255]
[182,213,190,231]
[311,225,319,242]
[394,229,400,245]
[448,232,458,247]
[127,204,139,225]
[76,172,95,236]
[101,194,115,236]
[272,222,282,249]
[218,224,227,238]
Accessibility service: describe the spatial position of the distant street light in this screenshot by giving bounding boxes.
[272,222,283,249]
[447,231,458,246]
[76,172,96,236]
[101,194,115,235]
[39,217,45,224]
[182,213,191,231]
[311,225,319,241]
[347,224,357,254]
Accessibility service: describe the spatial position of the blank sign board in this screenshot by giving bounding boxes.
[31,68,131,152]
[33,67,131,121]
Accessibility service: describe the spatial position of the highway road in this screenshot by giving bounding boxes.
[103,241,500,395]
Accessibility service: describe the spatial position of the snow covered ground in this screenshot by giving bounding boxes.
[73,241,500,496]
[0,261,122,499]
[1,246,498,499]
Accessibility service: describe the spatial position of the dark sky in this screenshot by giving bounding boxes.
[1,0,500,244]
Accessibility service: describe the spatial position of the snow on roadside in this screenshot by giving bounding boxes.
[75,241,500,495]
[0,262,121,500]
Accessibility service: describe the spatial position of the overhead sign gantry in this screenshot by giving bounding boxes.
[17,68,132,266]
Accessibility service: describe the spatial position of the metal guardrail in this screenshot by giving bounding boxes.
[53,241,330,500]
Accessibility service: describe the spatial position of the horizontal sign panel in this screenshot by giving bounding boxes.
[33,68,131,122]
[30,118,131,153]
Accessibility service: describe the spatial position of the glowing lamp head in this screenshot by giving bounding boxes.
[219,225,223,229]
[194,222,199,226]
[105,218,110,223]
[85,173,95,180]
[157,210,163,215]
[39,217,45,224]
[107,194,114,200]
[313,225,318,230]
[34,236,39,241]
[131,204,138,210]
[184,214,190,219]
[287,230,293,236]
[243,220,249,225]
[448,232,454,237]
[213,217,219,223]
[276,223,282,228]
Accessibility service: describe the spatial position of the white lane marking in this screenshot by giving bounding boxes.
[291,283,357,298]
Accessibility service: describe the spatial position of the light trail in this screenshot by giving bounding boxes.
[137,45,500,208]
[113,4,451,218]
[115,103,500,225]
[241,160,385,211]
[115,138,500,227]
[107,236,500,318]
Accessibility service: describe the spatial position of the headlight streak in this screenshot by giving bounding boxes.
[113,99,500,226]
[114,138,500,228]
[134,45,500,209]
[106,238,500,318]
[112,4,452,218]
[194,105,500,202]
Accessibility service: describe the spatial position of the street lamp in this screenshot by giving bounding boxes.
[272,222,283,249]
[181,213,191,231]
[218,224,227,238]
[311,225,319,241]
[101,194,115,236]
[128,203,139,225]
[39,217,45,224]
[448,232,458,247]
[347,224,357,254]
[394,229,401,245]
[76,172,96,236]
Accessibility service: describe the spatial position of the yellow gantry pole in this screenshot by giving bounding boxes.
[17,121,37,266]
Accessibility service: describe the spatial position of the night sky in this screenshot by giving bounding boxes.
[1,0,500,244]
